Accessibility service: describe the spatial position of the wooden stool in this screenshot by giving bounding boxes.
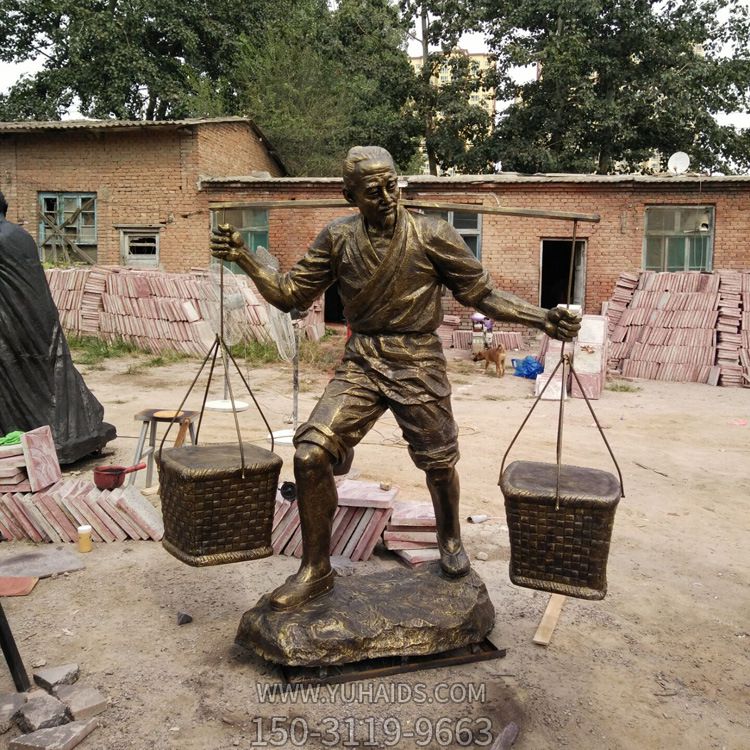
[131,409,199,488]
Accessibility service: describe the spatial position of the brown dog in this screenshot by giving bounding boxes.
[472,345,506,377]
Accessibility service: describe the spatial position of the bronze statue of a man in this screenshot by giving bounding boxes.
[211,146,580,611]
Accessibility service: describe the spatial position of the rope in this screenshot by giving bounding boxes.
[500,219,625,502]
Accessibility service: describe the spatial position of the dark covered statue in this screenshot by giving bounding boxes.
[0,192,115,463]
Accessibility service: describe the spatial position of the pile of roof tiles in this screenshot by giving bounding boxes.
[272,479,396,562]
[271,478,443,566]
[451,330,524,350]
[606,269,750,386]
[46,266,325,356]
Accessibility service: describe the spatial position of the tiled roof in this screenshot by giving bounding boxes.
[0,116,252,133]
[202,171,750,186]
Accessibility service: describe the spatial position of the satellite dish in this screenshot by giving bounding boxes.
[667,152,690,175]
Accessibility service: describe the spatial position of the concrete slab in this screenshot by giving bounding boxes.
[53,685,107,721]
[17,693,67,732]
[0,549,85,579]
[115,486,163,541]
[33,665,79,693]
[9,718,97,750]
[0,692,27,733]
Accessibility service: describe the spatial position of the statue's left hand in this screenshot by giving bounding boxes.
[210,223,247,264]
[544,306,581,342]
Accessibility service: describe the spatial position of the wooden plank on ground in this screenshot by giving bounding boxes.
[533,594,566,646]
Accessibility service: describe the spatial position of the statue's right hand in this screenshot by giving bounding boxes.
[210,223,247,263]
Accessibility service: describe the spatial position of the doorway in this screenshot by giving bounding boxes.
[540,239,586,309]
[324,283,346,324]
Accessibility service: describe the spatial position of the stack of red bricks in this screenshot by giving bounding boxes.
[451,330,524,350]
[382,501,439,567]
[0,426,61,494]
[605,271,639,370]
[46,266,327,355]
[607,269,750,386]
[271,479,397,562]
[1,424,164,543]
[436,314,461,348]
[715,270,744,386]
[0,479,163,543]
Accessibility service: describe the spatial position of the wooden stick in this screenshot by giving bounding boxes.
[533,593,566,646]
[173,418,191,448]
[209,198,600,224]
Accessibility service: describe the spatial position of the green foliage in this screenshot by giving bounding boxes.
[606,381,642,393]
[234,0,420,174]
[67,336,140,365]
[401,1,496,174]
[230,341,282,365]
[0,0,272,120]
[483,0,750,174]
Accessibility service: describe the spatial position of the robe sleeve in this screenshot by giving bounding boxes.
[427,220,548,331]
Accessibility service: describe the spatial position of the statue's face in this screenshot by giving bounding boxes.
[345,159,399,231]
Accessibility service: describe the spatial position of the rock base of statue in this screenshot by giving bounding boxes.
[235,563,495,666]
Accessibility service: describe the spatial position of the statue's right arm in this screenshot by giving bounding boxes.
[210,224,334,313]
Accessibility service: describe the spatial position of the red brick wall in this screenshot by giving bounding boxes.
[0,121,282,272]
[202,178,750,322]
[197,122,283,179]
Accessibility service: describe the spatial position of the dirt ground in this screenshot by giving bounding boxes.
[1,332,748,750]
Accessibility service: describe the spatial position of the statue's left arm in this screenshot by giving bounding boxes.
[428,223,580,342]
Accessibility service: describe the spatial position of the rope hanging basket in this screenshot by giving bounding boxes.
[160,443,281,566]
[156,260,282,567]
[499,220,625,600]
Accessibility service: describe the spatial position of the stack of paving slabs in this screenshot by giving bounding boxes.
[605,271,639,370]
[742,275,750,386]
[451,330,524,350]
[0,426,61,495]
[383,501,439,567]
[0,479,163,543]
[570,315,608,400]
[436,314,461,348]
[45,266,320,356]
[271,479,397,561]
[715,270,743,386]
[607,271,722,384]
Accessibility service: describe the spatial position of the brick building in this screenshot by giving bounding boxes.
[202,172,750,323]
[2,119,748,325]
[0,117,285,271]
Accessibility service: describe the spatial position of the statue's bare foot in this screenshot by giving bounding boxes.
[438,537,470,578]
[269,567,335,611]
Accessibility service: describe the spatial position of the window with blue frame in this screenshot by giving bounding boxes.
[38,192,97,263]
[211,208,269,250]
[423,209,482,259]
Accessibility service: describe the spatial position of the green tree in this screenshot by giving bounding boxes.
[484,0,750,174]
[401,1,495,174]
[0,0,271,120]
[233,0,355,175]
[235,0,420,175]
[330,0,422,171]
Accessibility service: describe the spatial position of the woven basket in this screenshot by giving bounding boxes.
[500,460,620,600]
[158,443,282,567]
